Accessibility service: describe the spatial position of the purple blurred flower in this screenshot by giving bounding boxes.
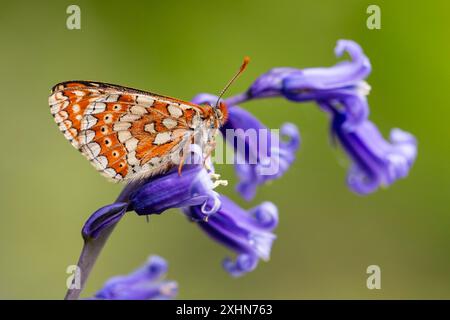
[248,40,372,128]
[223,107,299,200]
[193,94,300,201]
[93,255,177,300]
[183,196,278,277]
[324,101,417,194]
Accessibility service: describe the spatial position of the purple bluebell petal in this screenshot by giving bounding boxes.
[261,40,371,94]
[223,106,300,200]
[129,165,220,216]
[329,104,418,195]
[222,104,267,133]
[191,94,300,201]
[93,255,178,300]
[81,161,221,239]
[250,201,279,230]
[184,196,278,277]
[247,40,371,127]
[248,67,299,98]
[82,202,128,240]
[283,40,371,90]
[191,93,217,105]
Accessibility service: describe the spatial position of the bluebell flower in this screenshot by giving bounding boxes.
[83,168,223,240]
[192,94,300,200]
[81,146,220,238]
[248,39,372,128]
[83,148,279,276]
[223,107,300,201]
[126,163,279,276]
[324,101,417,194]
[235,39,417,194]
[75,39,417,299]
[128,164,221,217]
[183,196,278,277]
[92,255,177,300]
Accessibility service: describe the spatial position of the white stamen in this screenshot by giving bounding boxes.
[357,81,371,96]
[212,179,228,189]
[210,173,221,180]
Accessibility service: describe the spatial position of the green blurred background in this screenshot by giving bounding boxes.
[0,0,449,299]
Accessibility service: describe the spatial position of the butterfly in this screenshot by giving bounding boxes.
[48,58,249,182]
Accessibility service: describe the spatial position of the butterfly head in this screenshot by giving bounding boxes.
[213,101,228,127]
[210,56,249,128]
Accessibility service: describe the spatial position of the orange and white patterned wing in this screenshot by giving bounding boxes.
[49,81,204,182]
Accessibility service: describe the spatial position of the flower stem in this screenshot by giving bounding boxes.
[224,92,252,106]
[225,91,283,108]
[64,181,143,300]
[64,224,117,300]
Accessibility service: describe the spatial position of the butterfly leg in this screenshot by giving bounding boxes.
[203,140,216,172]
[177,136,196,176]
[178,147,188,176]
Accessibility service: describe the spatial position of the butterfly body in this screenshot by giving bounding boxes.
[49,81,225,182]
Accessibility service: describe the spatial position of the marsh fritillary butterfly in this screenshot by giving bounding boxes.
[48,58,249,182]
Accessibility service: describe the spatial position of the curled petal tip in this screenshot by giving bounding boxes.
[332,111,418,194]
[145,255,168,276]
[186,195,278,277]
[251,201,279,230]
[82,202,128,240]
[200,192,221,216]
[281,122,301,152]
[223,254,259,277]
[335,39,372,72]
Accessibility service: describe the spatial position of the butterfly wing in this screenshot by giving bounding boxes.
[49,81,205,182]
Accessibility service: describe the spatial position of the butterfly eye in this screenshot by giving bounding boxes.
[104,114,112,123]
[113,104,121,111]
[101,126,108,133]
[104,138,111,146]
[119,162,125,168]
[112,151,119,157]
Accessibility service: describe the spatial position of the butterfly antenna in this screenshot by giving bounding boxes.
[215,56,250,108]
